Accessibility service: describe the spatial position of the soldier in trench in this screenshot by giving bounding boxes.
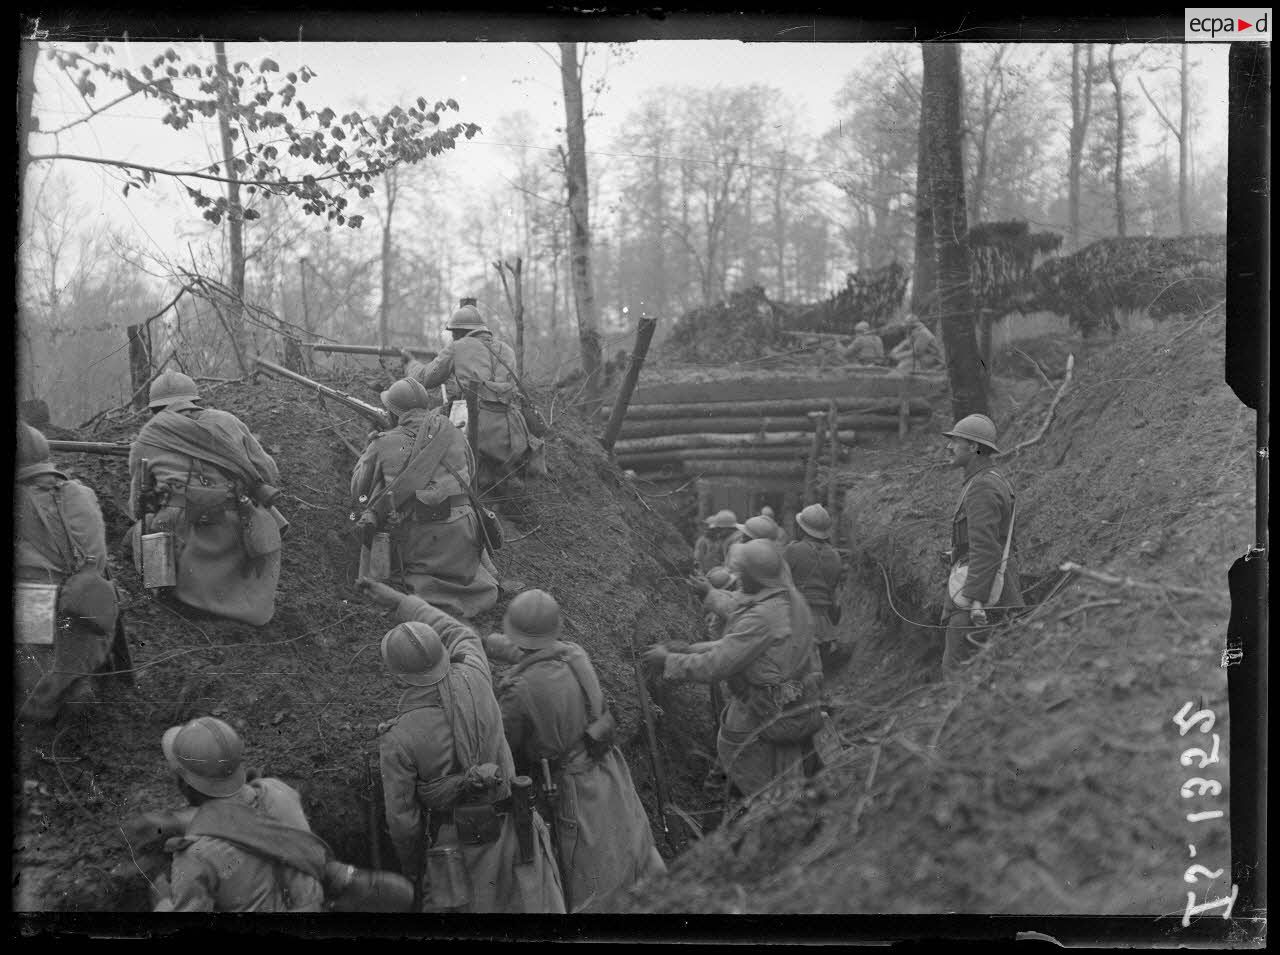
[479,588,666,911]
[693,508,738,574]
[402,301,543,521]
[127,371,285,626]
[784,503,848,673]
[939,414,1025,672]
[644,540,824,801]
[359,577,565,913]
[350,376,499,619]
[15,423,130,723]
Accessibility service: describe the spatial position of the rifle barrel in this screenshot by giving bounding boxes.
[308,343,437,360]
[49,440,130,456]
[632,649,677,853]
[254,356,391,430]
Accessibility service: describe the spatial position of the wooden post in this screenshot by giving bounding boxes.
[513,258,525,379]
[283,335,304,373]
[127,324,151,411]
[826,401,840,547]
[804,410,826,503]
[600,316,658,453]
[782,489,801,539]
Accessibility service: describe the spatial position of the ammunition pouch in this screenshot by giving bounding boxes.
[583,710,617,761]
[182,484,235,526]
[250,482,282,508]
[407,493,469,524]
[453,802,504,847]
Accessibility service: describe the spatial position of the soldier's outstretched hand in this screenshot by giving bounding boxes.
[687,575,712,597]
[357,576,402,609]
[641,644,669,676]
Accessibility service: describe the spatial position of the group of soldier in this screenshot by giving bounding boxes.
[844,316,945,373]
[14,291,1021,913]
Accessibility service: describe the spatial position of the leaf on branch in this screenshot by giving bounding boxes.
[317,107,335,128]
[287,71,298,83]
[446,98,459,110]
[347,215,364,228]
[260,58,280,73]
[243,208,260,220]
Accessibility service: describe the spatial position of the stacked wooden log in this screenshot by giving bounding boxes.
[616,375,935,485]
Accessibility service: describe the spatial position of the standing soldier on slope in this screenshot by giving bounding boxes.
[350,377,498,619]
[358,577,565,913]
[939,414,1024,672]
[784,504,848,672]
[128,371,285,626]
[643,540,823,801]
[15,423,130,723]
[481,589,666,911]
[403,301,541,518]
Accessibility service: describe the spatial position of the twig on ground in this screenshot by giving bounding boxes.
[505,524,543,543]
[1012,348,1054,389]
[1059,561,1221,600]
[1056,598,1123,621]
[998,353,1075,458]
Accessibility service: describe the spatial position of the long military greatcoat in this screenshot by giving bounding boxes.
[351,407,498,618]
[378,595,564,913]
[483,633,666,911]
[128,407,282,625]
[664,586,819,797]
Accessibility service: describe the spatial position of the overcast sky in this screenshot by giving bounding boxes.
[26,40,1230,271]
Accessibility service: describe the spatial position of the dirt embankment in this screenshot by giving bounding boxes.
[628,309,1248,915]
[14,373,714,911]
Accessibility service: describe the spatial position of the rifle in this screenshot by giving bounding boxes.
[48,440,130,456]
[254,357,391,431]
[630,634,678,855]
[307,343,438,361]
[538,758,564,879]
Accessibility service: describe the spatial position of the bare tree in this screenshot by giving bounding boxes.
[1139,45,1192,234]
[1067,43,1096,252]
[559,41,604,412]
[1106,46,1128,236]
[921,43,988,418]
[213,41,248,372]
[378,167,399,349]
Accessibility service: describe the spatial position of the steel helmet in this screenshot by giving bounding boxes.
[148,370,202,412]
[380,377,431,416]
[736,538,786,588]
[504,588,563,650]
[162,716,246,798]
[706,566,733,589]
[17,423,64,482]
[381,621,449,686]
[738,515,780,541]
[942,413,1000,453]
[446,304,486,332]
[855,321,871,333]
[796,503,833,540]
[759,505,776,520]
[704,509,738,529]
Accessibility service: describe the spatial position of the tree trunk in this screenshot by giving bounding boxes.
[19,40,38,190]
[911,81,937,317]
[1068,43,1095,253]
[379,169,398,349]
[1108,47,1127,237]
[127,324,151,410]
[213,41,248,372]
[1178,44,1191,234]
[922,43,988,419]
[559,42,604,415]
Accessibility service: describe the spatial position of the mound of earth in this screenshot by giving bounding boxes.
[13,371,716,912]
[627,306,1247,915]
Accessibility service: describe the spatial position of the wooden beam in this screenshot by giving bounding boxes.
[618,411,926,439]
[626,396,933,420]
[613,429,862,456]
[631,373,945,406]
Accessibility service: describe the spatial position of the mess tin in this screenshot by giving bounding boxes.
[141,531,177,588]
[15,582,60,645]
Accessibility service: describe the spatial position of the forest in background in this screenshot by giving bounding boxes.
[18,41,1227,425]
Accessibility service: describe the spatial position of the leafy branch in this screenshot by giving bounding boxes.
[35,42,481,227]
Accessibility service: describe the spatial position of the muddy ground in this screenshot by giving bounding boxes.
[627,307,1249,919]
